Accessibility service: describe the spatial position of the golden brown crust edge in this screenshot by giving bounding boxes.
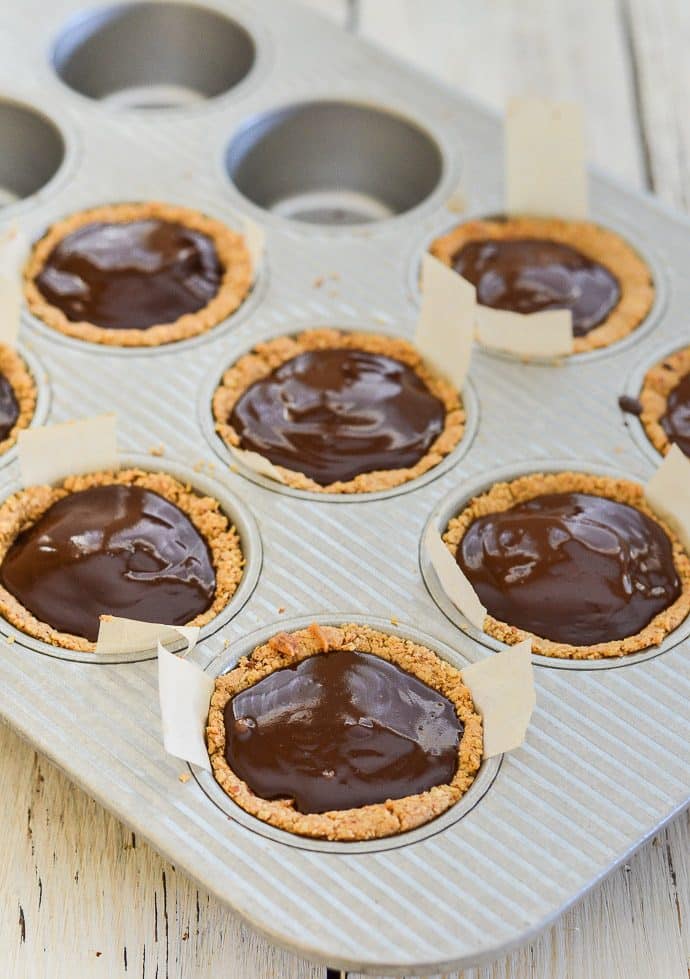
[443,471,690,660]
[24,202,253,347]
[639,345,690,457]
[0,468,244,651]
[207,623,483,841]
[0,344,36,455]
[212,328,465,494]
[430,217,654,354]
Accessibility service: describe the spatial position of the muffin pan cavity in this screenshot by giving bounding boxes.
[225,100,444,226]
[52,2,256,109]
[0,99,65,205]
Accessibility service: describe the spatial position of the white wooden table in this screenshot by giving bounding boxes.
[4,2,689,977]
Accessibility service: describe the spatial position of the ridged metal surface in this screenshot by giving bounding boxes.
[0,0,688,973]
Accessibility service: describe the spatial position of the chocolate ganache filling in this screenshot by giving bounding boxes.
[229,348,446,485]
[224,650,462,814]
[0,373,19,441]
[0,484,216,641]
[452,238,620,336]
[457,492,680,646]
[661,373,690,458]
[35,219,222,330]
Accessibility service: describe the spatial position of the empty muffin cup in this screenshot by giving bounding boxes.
[0,99,65,206]
[52,2,256,109]
[225,100,444,225]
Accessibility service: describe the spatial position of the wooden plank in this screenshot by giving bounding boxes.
[3,708,687,979]
[0,722,321,978]
[357,0,646,189]
[623,0,690,209]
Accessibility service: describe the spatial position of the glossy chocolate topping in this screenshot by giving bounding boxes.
[229,348,446,485]
[0,373,19,441]
[452,238,620,336]
[457,491,680,646]
[35,219,222,330]
[224,649,462,814]
[661,373,690,457]
[0,484,215,641]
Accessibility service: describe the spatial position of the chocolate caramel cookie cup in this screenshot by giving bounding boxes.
[0,344,42,459]
[24,201,252,347]
[0,457,261,660]
[428,216,655,355]
[430,466,690,662]
[636,344,690,460]
[209,327,472,497]
[206,619,484,844]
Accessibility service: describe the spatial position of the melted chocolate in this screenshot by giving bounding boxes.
[35,219,222,330]
[452,238,620,336]
[0,484,215,641]
[0,372,19,440]
[619,394,643,416]
[224,649,462,814]
[661,372,690,457]
[229,348,445,485]
[457,492,680,646]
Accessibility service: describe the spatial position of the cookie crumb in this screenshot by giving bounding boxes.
[178,772,191,783]
[278,606,286,614]
[5,635,14,644]
[390,616,399,625]
[149,444,165,457]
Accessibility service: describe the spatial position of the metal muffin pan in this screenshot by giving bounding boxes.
[0,0,688,973]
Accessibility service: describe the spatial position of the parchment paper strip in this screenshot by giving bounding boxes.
[476,304,574,359]
[243,217,265,282]
[645,444,690,552]
[416,253,475,391]
[462,640,535,758]
[158,638,214,771]
[0,224,28,279]
[424,525,487,631]
[18,413,119,487]
[229,444,287,484]
[0,225,28,348]
[97,615,200,656]
[0,274,21,348]
[506,96,588,220]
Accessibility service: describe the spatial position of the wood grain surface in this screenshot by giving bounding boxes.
[3,2,689,977]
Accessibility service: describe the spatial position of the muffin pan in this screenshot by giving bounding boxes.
[0,0,688,974]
